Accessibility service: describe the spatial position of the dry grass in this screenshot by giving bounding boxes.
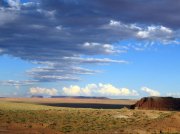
[0,98,137,105]
[0,99,179,134]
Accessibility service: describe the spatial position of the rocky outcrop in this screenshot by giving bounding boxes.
[31,95,43,98]
[51,96,109,99]
[131,97,180,111]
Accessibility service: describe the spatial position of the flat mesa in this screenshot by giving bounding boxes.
[131,97,180,111]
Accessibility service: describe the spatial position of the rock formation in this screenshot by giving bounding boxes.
[131,97,180,111]
[51,96,109,99]
[31,95,43,98]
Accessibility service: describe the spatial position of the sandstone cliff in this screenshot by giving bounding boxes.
[131,97,180,111]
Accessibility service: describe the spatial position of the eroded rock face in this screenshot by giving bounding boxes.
[131,97,180,111]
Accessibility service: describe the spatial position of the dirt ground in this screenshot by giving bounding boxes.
[0,98,137,105]
[0,98,179,134]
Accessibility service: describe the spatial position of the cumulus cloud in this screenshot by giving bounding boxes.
[103,20,177,45]
[29,87,58,96]
[62,83,139,97]
[136,25,175,44]
[109,20,121,27]
[82,42,120,54]
[104,20,141,31]
[141,87,160,96]
[166,92,180,98]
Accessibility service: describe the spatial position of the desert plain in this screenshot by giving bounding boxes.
[0,98,179,134]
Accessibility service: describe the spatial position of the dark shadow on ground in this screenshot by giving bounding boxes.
[40,103,131,109]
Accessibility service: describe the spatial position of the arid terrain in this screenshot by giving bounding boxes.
[0,98,179,134]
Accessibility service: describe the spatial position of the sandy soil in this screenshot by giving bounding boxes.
[0,98,179,134]
[0,98,137,105]
[0,98,137,109]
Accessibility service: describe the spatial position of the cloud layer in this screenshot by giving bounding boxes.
[141,87,160,96]
[28,83,139,97]
[0,80,36,89]
[62,83,139,97]
[0,0,179,83]
[29,87,58,96]
[28,84,164,98]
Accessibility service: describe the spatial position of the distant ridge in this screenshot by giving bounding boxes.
[31,95,43,98]
[131,97,180,111]
[51,96,109,99]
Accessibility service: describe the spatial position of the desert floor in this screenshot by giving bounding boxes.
[0,98,179,134]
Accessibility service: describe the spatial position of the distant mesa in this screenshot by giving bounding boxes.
[51,96,109,99]
[31,95,43,98]
[131,97,180,111]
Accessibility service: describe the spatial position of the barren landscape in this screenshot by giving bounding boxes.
[0,0,180,134]
[0,98,179,134]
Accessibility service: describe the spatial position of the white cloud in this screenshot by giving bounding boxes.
[137,31,149,38]
[62,83,139,97]
[0,80,36,86]
[63,57,127,64]
[56,25,63,30]
[136,25,173,44]
[29,87,58,96]
[0,1,179,85]
[104,20,177,45]
[7,0,20,9]
[83,42,120,54]
[26,56,127,82]
[141,87,160,96]
[166,92,180,98]
[34,75,80,82]
[104,20,141,31]
[63,85,81,96]
[109,20,121,27]
[22,2,38,7]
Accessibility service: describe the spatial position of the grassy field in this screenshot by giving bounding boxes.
[0,99,179,134]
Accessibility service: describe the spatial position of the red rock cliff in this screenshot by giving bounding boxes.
[131,97,180,111]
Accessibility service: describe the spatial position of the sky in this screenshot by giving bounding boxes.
[0,0,180,98]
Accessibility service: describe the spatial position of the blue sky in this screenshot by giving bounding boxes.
[0,0,180,98]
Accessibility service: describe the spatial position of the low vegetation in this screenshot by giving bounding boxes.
[0,100,179,134]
